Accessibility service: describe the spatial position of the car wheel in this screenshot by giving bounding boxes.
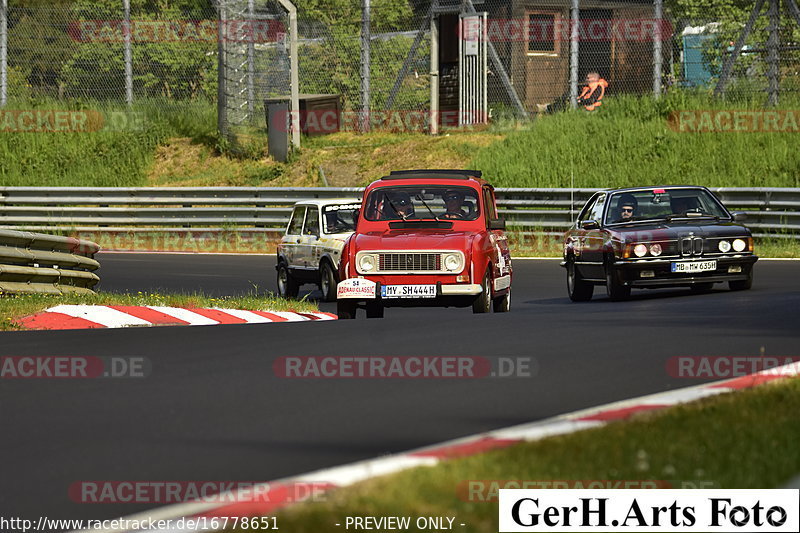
[365,301,384,318]
[277,262,299,298]
[337,300,357,319]
[729,270,753,291]
[493,287,511,312]
[566,260,594,302]
[690,282,714,293]
[319,261,338,302]
[605,262,631,301]
[472,270,492,314]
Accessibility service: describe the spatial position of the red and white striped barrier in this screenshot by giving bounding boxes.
[16,305,336,330]
[74,360,800,533]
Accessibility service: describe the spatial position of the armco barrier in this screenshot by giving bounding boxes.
[0,187,798,238]
[0,229,100,295]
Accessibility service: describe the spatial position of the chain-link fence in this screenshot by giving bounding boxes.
[1,0,799,148]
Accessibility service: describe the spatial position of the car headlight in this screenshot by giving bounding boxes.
[732,238,746,252]
[633,244,648,257]
[718,240,732,253]
[358,254,376,272]
[443,253,463,272]
[649,243,662,256]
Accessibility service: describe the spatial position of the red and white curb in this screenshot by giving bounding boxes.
[16,305,336,330]
[76,360,800,533]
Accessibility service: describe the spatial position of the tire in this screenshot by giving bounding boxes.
[277,262,299,298]
[337,300,357,319]
[472,269,492,314]
[319,261,338,302]
[566,260,594,302]
[493,287,511,312]
[365,301,384,318]
[729,270,753,291]
[605,262,631,301]
[690,282,714,293]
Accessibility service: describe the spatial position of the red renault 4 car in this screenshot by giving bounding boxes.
[336,170,512,318]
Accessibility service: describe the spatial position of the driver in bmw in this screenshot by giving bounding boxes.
[615,193,638,222]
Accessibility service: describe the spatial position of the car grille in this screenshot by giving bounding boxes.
[378,252,441,272]
[680,237,704,256]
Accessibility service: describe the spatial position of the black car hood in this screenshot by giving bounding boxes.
[608,220,751,242]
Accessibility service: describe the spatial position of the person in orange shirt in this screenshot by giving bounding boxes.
[537,72,609,113]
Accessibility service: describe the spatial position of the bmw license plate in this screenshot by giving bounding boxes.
[381,285,436,298]
[671,260,717,273]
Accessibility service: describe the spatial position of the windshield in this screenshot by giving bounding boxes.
[322,203,360,233]
[363,186,480,222]
[604,188,729,225]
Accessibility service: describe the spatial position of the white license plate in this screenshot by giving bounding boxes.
[671,260,717,273]
[381,284,437,298]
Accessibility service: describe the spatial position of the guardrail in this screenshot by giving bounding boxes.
[0,229,100,295]
[1,187,798,239]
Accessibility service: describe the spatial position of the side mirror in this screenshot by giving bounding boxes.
[732,212,747,222]
[353,208,360,230]
[580,219,600,230]
[489,219,506,230]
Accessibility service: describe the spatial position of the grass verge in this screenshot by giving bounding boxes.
[256,378,800,533]
[0,291,317,331]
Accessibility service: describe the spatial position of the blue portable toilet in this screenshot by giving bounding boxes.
[682,25,716,87]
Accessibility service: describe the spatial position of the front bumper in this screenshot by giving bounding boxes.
[612,255,758,288]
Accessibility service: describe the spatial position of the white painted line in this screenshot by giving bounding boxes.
[292,455,439,487]
[637,386,730,405]
[146,306,219,326]
[46,305,151,328]
[270,311,312,321]
[212,308,276,323]
[490,419,603,441]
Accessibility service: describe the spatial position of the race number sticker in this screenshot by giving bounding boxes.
[337,278,376,299]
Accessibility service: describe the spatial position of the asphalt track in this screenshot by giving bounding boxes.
[1,253,798,525]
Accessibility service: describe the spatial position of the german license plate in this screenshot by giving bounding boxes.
[381,285,436,298]
[671,260,717,273]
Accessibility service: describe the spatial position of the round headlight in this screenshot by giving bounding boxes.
[359,254,375,272]
[732,238,746,252]
[444,253,462,272]
[649,243,663,256]
[718,240,731,253]
[634,244,648,257]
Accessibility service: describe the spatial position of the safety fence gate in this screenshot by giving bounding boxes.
[458,11,488,127]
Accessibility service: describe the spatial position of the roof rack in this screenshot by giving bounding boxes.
[382,169,482,180]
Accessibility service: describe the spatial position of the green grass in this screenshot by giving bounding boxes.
[472,92,800,188]
[252,378,800,533]
[0,290,317,331]
[0,98,218,187]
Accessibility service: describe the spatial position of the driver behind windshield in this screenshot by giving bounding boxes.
[615,194,638,222]
[441,189,467,220]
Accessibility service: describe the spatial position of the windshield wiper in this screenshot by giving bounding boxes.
[416,196,439,221]
[666,212,719,222]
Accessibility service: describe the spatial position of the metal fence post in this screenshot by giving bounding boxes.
[0,0,7,107]
[766,0,780,106]
[217,0,228,139]
[653,0,663,99]
[123,0,133,105]
[247,0,255,118]
[430,11,439,135]
[569,0,579,109]
[360,0,371,132]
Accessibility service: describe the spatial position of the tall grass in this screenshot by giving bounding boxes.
[472,91,800,188]
[0,99,217,187]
